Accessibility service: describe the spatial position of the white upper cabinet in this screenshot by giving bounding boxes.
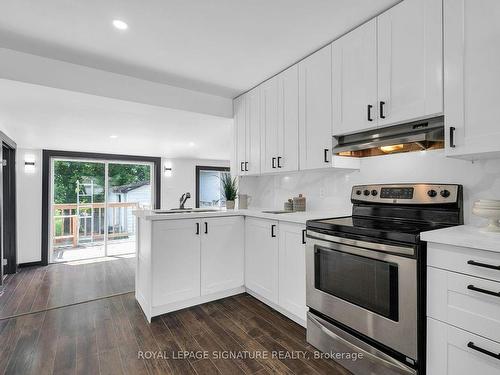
[261,66,299,174]
[261,76,280,174]
[278,65,299,172]
[299,45,333,170]
[377,0,443,127]
[444,0,500,159]
[234,95,247,176]
[245,87,261,175]
[332,18,378,136]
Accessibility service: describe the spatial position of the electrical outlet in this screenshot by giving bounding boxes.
[319,188,326,198]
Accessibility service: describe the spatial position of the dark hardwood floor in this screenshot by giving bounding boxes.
[0,256,135,319]
[0,292,351,375]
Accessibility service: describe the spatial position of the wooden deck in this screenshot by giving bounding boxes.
[0,292,351,375]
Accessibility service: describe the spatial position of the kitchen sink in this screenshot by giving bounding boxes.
[261,210,293,214]
[153,209,219,214]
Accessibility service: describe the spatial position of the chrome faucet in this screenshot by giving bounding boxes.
[179,192,191,209]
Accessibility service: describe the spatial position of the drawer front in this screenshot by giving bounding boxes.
[428,267,500,343]
[427,242,500,282]
[427,317,500,375]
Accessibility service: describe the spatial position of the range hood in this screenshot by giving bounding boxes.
[333,116,444,157]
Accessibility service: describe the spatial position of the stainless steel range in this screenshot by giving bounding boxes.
[305,183,463,375]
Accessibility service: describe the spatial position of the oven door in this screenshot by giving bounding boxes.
[306,230,418,360]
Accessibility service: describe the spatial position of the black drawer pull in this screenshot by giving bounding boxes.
[277,156,282,168]
[302,229,306,244]
[467,342,500,360]
[449,126,456,148]
[367,104,373,122]
[240,162,244,172]
[271,224,276,238]
[379,101,386,119]
[272,157,276,168]
[467,260,500,271]
[324,149,329,163]
[245,162,249,171]
[467,284,500,298]
[196,222,200,235]
[204,222,208,234]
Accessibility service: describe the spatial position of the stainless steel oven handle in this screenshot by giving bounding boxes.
[307,230,415,256]
[308,313,416,375]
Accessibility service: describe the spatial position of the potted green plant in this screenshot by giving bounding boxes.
[221,173,237,209]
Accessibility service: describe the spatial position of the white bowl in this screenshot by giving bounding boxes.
[472,206,500,232]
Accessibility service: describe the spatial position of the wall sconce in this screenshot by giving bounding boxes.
[164,166,172,177]
[24,154,36,173]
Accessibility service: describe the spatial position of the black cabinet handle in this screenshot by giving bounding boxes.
[467,284,500,298]
[449,126,456,148]
[271,224,276,238]
[196,222,200,235]
[379,101,386,119]
[302,229,306,244]
[272,157,276,168]
[277,157,282,168]
[367,104,373,122]
[240,162,244,172]
[245,162,249,171]
[467,342,500,360]
[324,149,329,163]
[467,260,500,271]
[204,222,208,234]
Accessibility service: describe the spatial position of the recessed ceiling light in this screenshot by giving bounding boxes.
[110,135,118,139]
[188,142,195,147]
[112,19,128,30]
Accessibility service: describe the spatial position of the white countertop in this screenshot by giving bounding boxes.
[422,225,500,253]
[133,208,344,225]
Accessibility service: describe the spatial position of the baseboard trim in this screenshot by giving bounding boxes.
[18,261,43,268]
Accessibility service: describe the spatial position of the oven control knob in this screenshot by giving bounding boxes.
[363,189,370,196]
[355,190,362,196]
[427,189,437,198]
[440,189,451,198]
[371,190,378,196]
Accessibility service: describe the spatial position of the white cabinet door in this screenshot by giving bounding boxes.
[152,219,200,306]
[298,45,333,170]
[201,216,244,295]
[234,95,247,176]
[278,222,307,321]
[245,217,279,303]
[377,0,443,127]
[261,77,279,174]
[444,0,500,159]
[427,318,500,375]
[245,87,261,175]
[332,18,378,136]
[278,65,299,172]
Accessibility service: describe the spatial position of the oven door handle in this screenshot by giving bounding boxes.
[308,313,416,374]
[307,230,415,257]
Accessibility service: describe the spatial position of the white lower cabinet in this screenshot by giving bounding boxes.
[245,217,279,303]
[278,222,307,322]
[152,219,201,307]
[427,317,500,375]
[201,216,244,295]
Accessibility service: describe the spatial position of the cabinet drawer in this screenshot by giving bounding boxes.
[427,317,500,375]
[427,242,500,282]
[428,267,500,343]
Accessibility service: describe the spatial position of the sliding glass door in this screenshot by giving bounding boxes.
[50,158,153,263]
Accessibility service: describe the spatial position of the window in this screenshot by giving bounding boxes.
[195,166,230,208]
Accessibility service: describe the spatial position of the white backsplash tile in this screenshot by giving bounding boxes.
[239,150,500,225]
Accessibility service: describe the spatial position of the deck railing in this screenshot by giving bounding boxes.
[52,202,139,248]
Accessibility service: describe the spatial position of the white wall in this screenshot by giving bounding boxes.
[15,148,229,263]
[16,148,43,263]
[161,158,229,209]
[239,150,500,225]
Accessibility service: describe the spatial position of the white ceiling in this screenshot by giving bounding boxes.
[0,0,399,98]
[0,80,233,159]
